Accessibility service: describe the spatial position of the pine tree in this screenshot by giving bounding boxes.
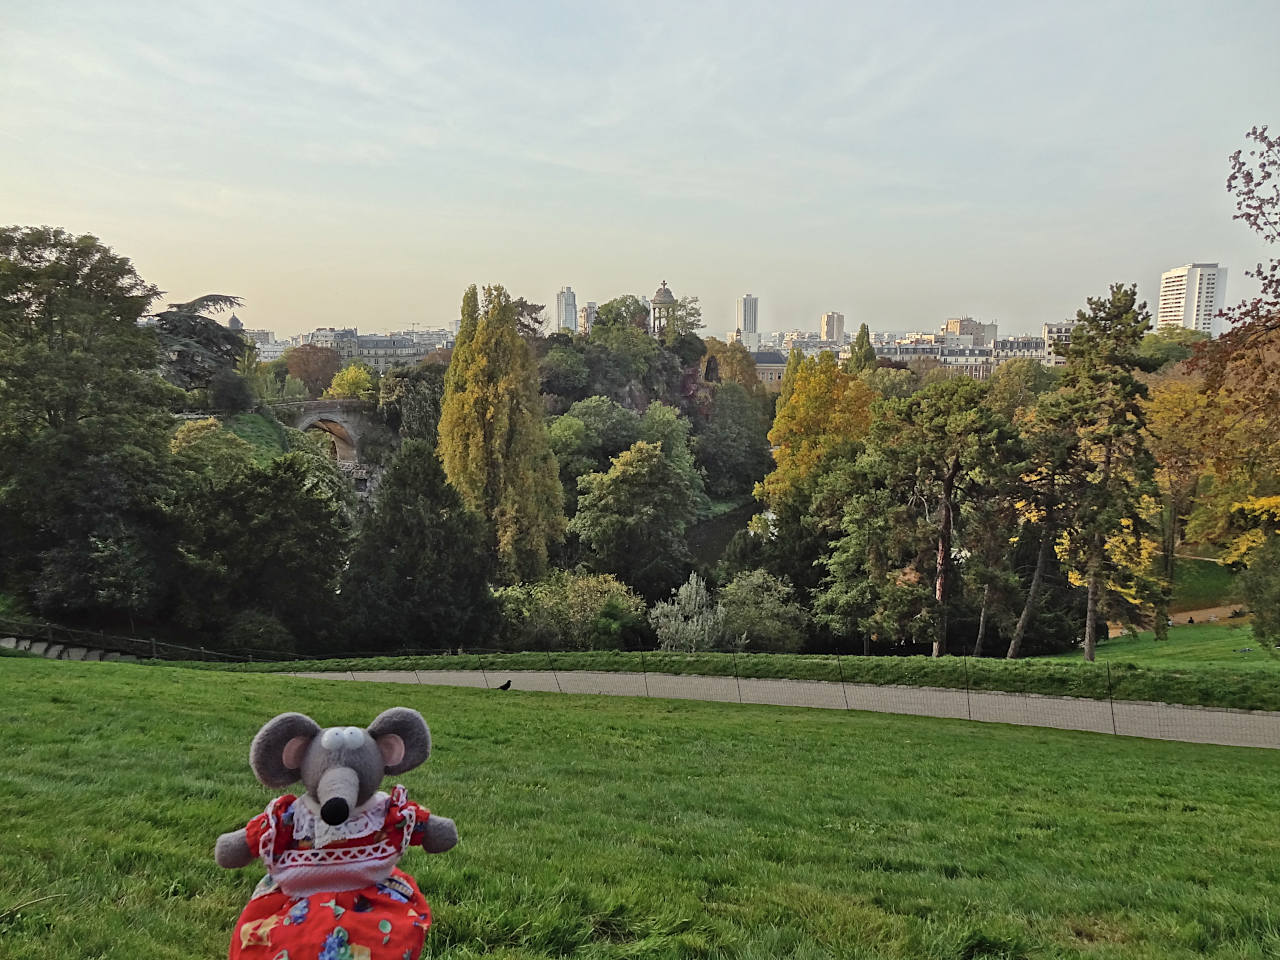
[438,284,566,582]
[341,439,495,649]
[843,323,877,375]
[1055,284,1158,661]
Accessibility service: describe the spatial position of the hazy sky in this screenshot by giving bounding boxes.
[3,1,1277,337]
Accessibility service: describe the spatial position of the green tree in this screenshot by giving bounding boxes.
[570,440,696,600]
[1138,326,1207,370]
[0,227,180,623]
[694,382,773,499]
[495,570,646,651]
[148,294,247,391]
[639,401,708,517]
[720,570,809,652]
[1054,284,1159,661]
[378,362,446,444]
[595,295,651,332]
[341,439,495,650]
[778,347,804,405]
[438,284,566,582]
[663,295,704,341]
[325,361,376,401]
[843,323,877,374]
[702,337,760,389]
[823,378,1018,657]
[985,357,1059,421]
[539,344,590,399]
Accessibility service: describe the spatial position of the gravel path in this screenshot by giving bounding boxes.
[287,668,1280,750]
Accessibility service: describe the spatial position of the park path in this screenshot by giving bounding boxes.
[1108,605,1243,637]
[287,668,1280,750]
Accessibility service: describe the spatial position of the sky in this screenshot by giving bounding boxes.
[2,0,1278,338]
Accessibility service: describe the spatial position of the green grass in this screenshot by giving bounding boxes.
[1170,558,1240,613]
[196,646,1280,713]
[227,412,287,464]
[1045,620,1273,669]
[3,658,1280,959]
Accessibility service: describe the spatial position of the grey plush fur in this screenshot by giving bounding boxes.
[214,707,458,873]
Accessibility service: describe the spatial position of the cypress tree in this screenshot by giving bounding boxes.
[438,284,566,582]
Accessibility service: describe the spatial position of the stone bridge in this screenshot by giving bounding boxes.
[269,399,376,463]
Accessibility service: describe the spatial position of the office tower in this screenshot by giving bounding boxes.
[1157,263,1228,337]
[736,294,760,351]
[556,286,578,332]
[820,311,845,343]
[577,301,597,335]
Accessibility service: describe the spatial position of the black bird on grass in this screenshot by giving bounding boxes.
[497,680,512,690]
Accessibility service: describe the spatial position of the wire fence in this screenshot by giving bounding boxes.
[4,618,1277,749]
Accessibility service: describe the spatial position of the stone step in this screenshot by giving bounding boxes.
[44,643,65,659]
[0,637,17,650]
[27,641,48,656]
[102,652,138,663]
[82,648,104,661]
[62,646,89,661]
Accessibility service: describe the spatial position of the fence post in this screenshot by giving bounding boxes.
[478,652,490,689]
[1106,662,1118,736]
[545,650,563,694]
[151,637,158,659]
[962,655,973,721]
[834,648,851,711]
[731,651,744,703]
[639,649,650,697]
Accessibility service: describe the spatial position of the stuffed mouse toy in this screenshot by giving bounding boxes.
[215,707,457,959]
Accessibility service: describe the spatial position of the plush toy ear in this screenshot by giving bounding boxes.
[367,707,431,775]
[250,713,321,788]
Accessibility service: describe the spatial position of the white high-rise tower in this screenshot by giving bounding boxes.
[1157,263,1227,337]
[556,286,578,332]
[736,294,760,351]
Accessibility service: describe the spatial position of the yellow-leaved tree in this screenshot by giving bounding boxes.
[437,285,565,583]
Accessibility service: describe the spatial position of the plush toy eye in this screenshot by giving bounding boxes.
[341,727,364,749]
[320,728,344,750]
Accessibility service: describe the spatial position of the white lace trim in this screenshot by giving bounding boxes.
[293,791,390,848]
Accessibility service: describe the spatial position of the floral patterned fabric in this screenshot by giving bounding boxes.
[228,786,435,960]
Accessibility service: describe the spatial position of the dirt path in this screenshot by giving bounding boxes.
[287,668,1280,750]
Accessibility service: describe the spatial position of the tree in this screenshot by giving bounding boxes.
[325,362,376,401]
[495,571,646,651]
[1197,126,1280,406]
[539,344,590,399]
[1138,327,1207,371]
[595,295,651,332]
[1054,284,1159,660]
[1240,535,1280,648]
[285,343,341,398]
[0,227,180,623]
[702,337,760,389]
[209,367,254,412]
[663,296,704,341]
[638,401,708,517]
[985,357,1059,421]
[148,294,247,390]
[511,296,547,338]
[720,570,809,652]
[378,362,446,444]
[694,382,774,500]
[843,323,877,375]
[648,572,725,651]
[838,377,1018,657]
[778,347,804,405]
[340,439,495,650]
[437,284,566,583]
[570,441,696,600]
[759,351,877,511]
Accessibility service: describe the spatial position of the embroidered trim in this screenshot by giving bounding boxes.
[292,792,390,847]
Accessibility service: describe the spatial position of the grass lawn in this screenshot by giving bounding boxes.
[1170,558,1240,613]
[226,412,287,464]
[4,658,1280,959]
[1045,620,1274,670]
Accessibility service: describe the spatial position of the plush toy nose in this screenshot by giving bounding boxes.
[321,797,350,825]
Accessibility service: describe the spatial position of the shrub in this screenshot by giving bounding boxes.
[720,569,809,652]
[222,610,295,655]
[496,571,646,651]
[649,572,726,651]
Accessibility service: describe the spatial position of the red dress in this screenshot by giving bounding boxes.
[229,785,435,960]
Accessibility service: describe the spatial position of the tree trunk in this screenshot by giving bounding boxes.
[933,456,961,658]
[1006,530,1051,659]
[1082,545,1103,662]
[863,632,871,657]
[972,583,992,657]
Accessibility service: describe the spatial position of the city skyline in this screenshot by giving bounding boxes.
[3,2,1277,338]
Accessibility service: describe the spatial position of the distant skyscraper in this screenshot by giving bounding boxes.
[820,311,845,343]
[556,286,578,332]
[1157,263,1227,337]
[577,301,597,335]
[736,294,760,351]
